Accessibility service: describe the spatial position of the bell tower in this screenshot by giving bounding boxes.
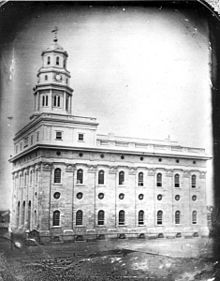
[32,27,73,118]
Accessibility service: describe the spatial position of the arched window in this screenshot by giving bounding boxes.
[192,175,196,188]
[19,174,22,186]
[138,210,144,225]
[174,174,180,187]
[47,56,50,65]
[53,95,61,107]
[42,95,45,106]
[56,56,60,65]
[24,172,28,186]
[77,169,83,184]
[138,172,144,186]
[30,170,33,185]
[175,210,180,224]
[157,210,163,225]
[21,201,25,225]
[98,170,104,185]
[28,201,31,229]
[76,210,83,225]
[16,201,20,227]
[53,210,60,226]
[192,210,197,224]
[54,168,61,183]
[98,210,105,225]
[157,173,162,187]
[119,210,125,225]
[119,171,125,185]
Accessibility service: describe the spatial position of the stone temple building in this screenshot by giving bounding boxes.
[10,37,210,242]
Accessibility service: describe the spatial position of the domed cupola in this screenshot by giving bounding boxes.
[32,27,73,117]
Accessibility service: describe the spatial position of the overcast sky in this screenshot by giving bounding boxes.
[0,4,213,209]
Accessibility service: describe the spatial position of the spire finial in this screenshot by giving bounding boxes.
[51,26,58,42]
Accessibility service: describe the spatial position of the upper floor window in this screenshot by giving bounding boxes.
[156,173,162,187]
[45,75,48,81]
[138,172,144,186]
[24,137,28,148]
[119,210,125,225]
[98,170,104,185]
[30,170,33,185]
[191,175,196,188]
[98,210,105,225]
[30,135,33,145]
[56,131,62,140]
[24,172,28,186]
[138,210,144,225]
[15,145,18,153]
[119,171,125,185]
[53,210,60,226]
[36,131,40,141]
[192,210,197,224]
[54,168,61,183]
[56,56,60,65]
[76,210,83,225]
[157,210,163,225]
[42,95,48,106]
[78,133,84,141]
[175,210,180,224]
[77,169,83,184]
[174,174,180,187]
[53,95,61,107]
[64,59,66,68]
[47,56,50,65]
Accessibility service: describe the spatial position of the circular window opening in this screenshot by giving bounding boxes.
[193,160,196,164]
[176,159,179,163]
[175,195,180,201]
[54,192,60,199]
[76,192,83,199]
[119,193,125,200]
[79,153,83,157]
[121,155,124,160]
[138,194,144,200]
[140,156,144,161]
[158,158,162,162]
[157,194,162,200]
[192,195,197,201]
[98,193,104,199]
[100,154,104,158]
[56,151,61,156]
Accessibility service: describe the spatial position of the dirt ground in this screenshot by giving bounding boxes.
[0,237,219,281]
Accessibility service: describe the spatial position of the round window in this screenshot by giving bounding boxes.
[157,194,162,200]
[138,194,144,200]
[54,192,60,199]
[100,154,104,158]
[175,195,180,201]
[79,153,83,157]
[192,195,197,201]
[119,193,125,200]
[76,192,83,199]
[121,155,124,160]
[140,156,144,161]
[98,193,104,199]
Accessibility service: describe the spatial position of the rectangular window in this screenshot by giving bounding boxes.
[56,131,62,140]
[31,135,33,145]
[78,133,84,141]
[36,131,40,141]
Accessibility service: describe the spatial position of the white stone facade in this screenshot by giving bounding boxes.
[10,38,209,242]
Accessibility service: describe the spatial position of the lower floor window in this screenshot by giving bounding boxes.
[98,210,105,225]
[138,210,144,225]
[119,210,125,225]
[53,210,60,226]
[76,210,83,225]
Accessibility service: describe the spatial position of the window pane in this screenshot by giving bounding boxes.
[157,173,162,187]
[157,210,163,225]
[54,168,61,183]
[138,210,144,225]
[119,171,124,185]
[138,172,144,186]
[98,170,104,185]
[98,210,105,225]
[77,169,83,184]
[119,210,125,225]
[76,210,83,225]
[53,210,60,226]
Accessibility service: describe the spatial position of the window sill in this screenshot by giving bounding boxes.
[118,224,127,227]
[55,139,63,141]
[51,226,61,228]
[75,184,85,187]
[97,184,106,187]
[53,183,63,186]
[75,225,85,227]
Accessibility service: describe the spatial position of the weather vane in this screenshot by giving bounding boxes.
[51,26,58,42]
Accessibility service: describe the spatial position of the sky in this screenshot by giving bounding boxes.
[0,3,213,209]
